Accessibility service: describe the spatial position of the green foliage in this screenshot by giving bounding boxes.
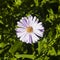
[15,53,35,59]
[14,0,22,7]
[34,0,39,6]
[9,41,22,55]
[0,0,60,60]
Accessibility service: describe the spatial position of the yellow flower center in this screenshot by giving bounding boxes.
[26,26,33,33]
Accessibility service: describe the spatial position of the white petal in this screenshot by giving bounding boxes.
[16,32,26,38]
[20,33,27,42]
[35,19,39,23]
[31,33,39,43]
[17,22,26,28]
[15,28,25,32]
[38,22,42,25]
[33,16,36,22]
[20,33,29,43]
[35,23,44,30]
[28,15,33,21]
[34,29,43,37]
[28,34,32,44]
[21,17,28,20]
[17,22,22,27]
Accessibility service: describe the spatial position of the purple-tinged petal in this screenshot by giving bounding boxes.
[20,19,28,27]
[34,29,43,37]
[16,31,26,38]
[21,17,30,24]
[31,33,39,43]
[20,33,27,41]
[29,35,32,44]
[17,22,22,27]
[15,28,25,33]
[39,29,44,32]
[28,15,33,21]
[20,33,29,43]
[17,22,26,28]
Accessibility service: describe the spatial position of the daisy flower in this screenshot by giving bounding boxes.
[15,15,44,44]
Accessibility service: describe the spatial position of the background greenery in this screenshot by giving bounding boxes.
[0,0,60,60]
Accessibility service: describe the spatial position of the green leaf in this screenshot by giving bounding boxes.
[0,16,2,18]
[40,0,48,7]
[0,20,3,24]
[58,5,60,13]
[46,9,55,23]
[38,41,41,54]
[38,38,47,54]
[0,35,1,39]
[9,41,22,54]
[15,53,35,59]
[57,50,60,55]
[0,42,6,48]
[44,56,49,60]
[48,47,56,56]
[34,0,39,6]
[56,24,60,34]
[0,49,4,54]
[14,0,22,7]
[10,58,17,60]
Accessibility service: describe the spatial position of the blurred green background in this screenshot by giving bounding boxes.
[0,0,60,60]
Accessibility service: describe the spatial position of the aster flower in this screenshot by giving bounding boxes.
[15,15,44,44]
